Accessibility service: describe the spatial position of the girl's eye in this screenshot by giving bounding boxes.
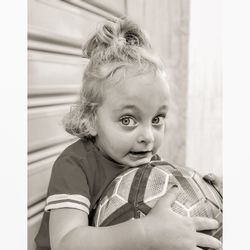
[152,115,165,125]
[120,116,137,127]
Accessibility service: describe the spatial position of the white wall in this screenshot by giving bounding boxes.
[186,0,222,177]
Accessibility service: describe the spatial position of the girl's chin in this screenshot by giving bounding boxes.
[123,157,151,168]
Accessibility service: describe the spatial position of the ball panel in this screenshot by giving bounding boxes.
[116,169,137,201]
[99,203,136,227]
[144,168,169,203]
[96,195,128,226]
[206,184,223,209]
[212,226,222,239]
[213,212,223,238]
[171,201,189,216]
[175,189,197,209]
[171,166,195,178]
[192,173,222,208]
[104,176,119,198]
[172,172,203,207]
[189,200,211,217]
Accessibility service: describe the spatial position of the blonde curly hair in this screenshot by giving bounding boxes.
[63,18,167,138]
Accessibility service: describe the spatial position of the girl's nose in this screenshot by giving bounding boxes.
[137,126,154,144]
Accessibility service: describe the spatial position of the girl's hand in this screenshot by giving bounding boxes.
[203,173,223,193]
[141,185,222,250]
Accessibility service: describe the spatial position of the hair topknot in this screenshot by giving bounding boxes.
[82,18,152,60]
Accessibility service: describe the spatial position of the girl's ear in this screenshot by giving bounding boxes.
[88,115,98,137]
[89,126,97,137]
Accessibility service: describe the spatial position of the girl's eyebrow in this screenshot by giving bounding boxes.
[119,105,138,110]
[114,104,168,113]
[158,105,168,112]
[113,105,139,113]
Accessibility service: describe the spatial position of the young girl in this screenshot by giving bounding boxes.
[35,18,221,250]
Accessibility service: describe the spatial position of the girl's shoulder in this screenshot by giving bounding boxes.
[59,138,95,159]
[50,138,98,172]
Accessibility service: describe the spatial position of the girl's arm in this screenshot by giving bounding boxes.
[50,208,146,250]
[50,187,222,250]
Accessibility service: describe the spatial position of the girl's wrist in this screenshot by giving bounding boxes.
[136,218,152,250]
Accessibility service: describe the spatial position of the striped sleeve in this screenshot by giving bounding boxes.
[45,154,91,214]
[45,194,90,214]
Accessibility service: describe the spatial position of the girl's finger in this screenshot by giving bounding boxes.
[192,217,219,231]
[196,232,222,249]
[158,185,179,207]
[203,173,217,183]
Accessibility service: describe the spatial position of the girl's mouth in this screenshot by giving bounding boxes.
[130,151,150,155]
[128,151,152,160]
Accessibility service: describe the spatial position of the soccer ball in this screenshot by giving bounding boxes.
[93,160,222,239]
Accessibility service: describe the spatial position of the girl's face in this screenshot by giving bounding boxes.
[94,71,169,167]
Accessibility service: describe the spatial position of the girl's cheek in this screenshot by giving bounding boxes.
[155,131,165,146]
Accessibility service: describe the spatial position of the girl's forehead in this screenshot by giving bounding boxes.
[102,71,169,110]
[108,70,168,93]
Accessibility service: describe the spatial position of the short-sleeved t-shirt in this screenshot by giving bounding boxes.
[35,138,131,250]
